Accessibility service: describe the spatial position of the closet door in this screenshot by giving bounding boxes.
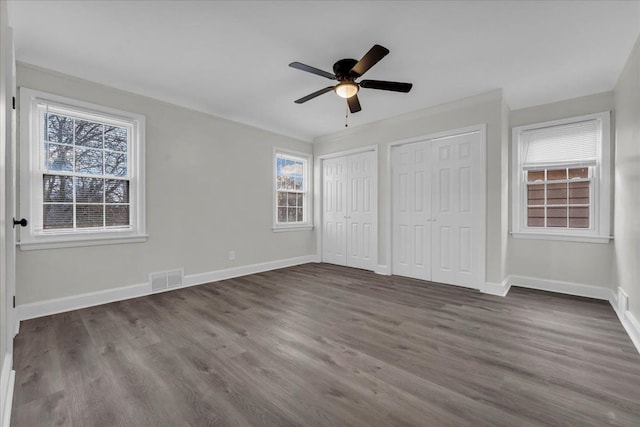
[431,132,484,288]
[391,130,485,289]
[346,151,376,271]
[322,156,348,265]
[391,142,431,280]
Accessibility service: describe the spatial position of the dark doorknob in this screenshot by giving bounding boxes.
[12,218,27,228]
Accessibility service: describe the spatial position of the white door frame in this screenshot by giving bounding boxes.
[315,145,378,269]
[0,15,16,427]
[387,125,487,288]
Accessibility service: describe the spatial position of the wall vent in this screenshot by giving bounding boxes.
[167,269,183,289]
[149,269,184,292]
[618,287,629,315]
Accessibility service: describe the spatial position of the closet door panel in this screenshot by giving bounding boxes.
[392,146,412,276]
[322,156,347,265]
[431,132,483,288]
[391,142,431,280]
[346,151,376,271]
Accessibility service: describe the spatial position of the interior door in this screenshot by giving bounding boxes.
[431,132,484,288]
[322,156,347,265]
[0,18,16,417]
[345,151,376,271]
[1,23,16,361]
[7,29,17,340]
[391,142,431,280]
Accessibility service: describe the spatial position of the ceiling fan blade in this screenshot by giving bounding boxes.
[289,62,336,80]
[360,80,413,93]
[350,44,390,77]
[294,86,335,104]
[347,94,362,113]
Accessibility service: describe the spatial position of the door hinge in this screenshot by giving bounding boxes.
[12,96,15,110]
[12,296,15,308]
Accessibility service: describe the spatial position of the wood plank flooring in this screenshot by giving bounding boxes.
[11,263,640,426]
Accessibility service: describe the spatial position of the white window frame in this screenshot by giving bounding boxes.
[511,111,611,243]
[18,87,147,250]
[273,148,312,232]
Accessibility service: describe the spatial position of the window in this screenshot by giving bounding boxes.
[19,88,146,249]
[512,112,610,243]
[273,149,312,231]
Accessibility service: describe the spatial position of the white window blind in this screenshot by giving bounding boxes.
[521,120,599,169]
[511,111,611,243]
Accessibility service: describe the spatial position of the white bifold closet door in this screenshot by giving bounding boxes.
[322,151,376,271]
[392,131,484,289]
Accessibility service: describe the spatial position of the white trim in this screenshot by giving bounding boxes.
[620,310,640,355]
[507,275,615,301]
[483,277,638,355]
[374,265,390,276]
[183,255,317,287]
[510,232,612,244]
[612,287,640,355]
[16,255,318,322]
[18,233,148,250]
[0,354,14,427]
[511,111,611,242]
[17,281,148,321]
[618,287,629,314]
[316,145,378,160]
[271,225,313,233]
[483,278,512,297]
[18,87,147,249]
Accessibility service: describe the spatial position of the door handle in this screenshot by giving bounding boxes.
[12,218,27,228]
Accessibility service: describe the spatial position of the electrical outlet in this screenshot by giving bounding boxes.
[229,250,236,261]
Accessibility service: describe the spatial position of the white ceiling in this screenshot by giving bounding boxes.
[7,1,640,142]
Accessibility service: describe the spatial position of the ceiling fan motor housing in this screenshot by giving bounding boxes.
[333,58,359,80]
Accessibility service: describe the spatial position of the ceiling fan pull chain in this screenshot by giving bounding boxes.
[345,102,349,127]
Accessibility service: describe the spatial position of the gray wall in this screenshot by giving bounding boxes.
[614,34,640,321]
[508,92,617,288]
[313,90,508,286]
[16,63,315,305]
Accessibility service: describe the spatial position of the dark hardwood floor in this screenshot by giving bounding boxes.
[11,263,640,426]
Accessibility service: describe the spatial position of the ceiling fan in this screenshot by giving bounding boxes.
[289,44,413,114]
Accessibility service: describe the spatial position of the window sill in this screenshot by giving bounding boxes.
[18,233,149,250]
[510,231,612,244]
[272,225,314,233]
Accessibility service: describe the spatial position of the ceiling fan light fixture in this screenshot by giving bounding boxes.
[335,82,359,99]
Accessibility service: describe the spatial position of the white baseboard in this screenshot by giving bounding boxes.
[507,275,615,302]
[17,282,149,322]
[374,264,390,276]
[16,254,318,322]
[0,354,14,427]
[613,287,640,355]
[482,276,638,355]
[621,310,640,354]
[183,255,318,287]
[483,278,511,297]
